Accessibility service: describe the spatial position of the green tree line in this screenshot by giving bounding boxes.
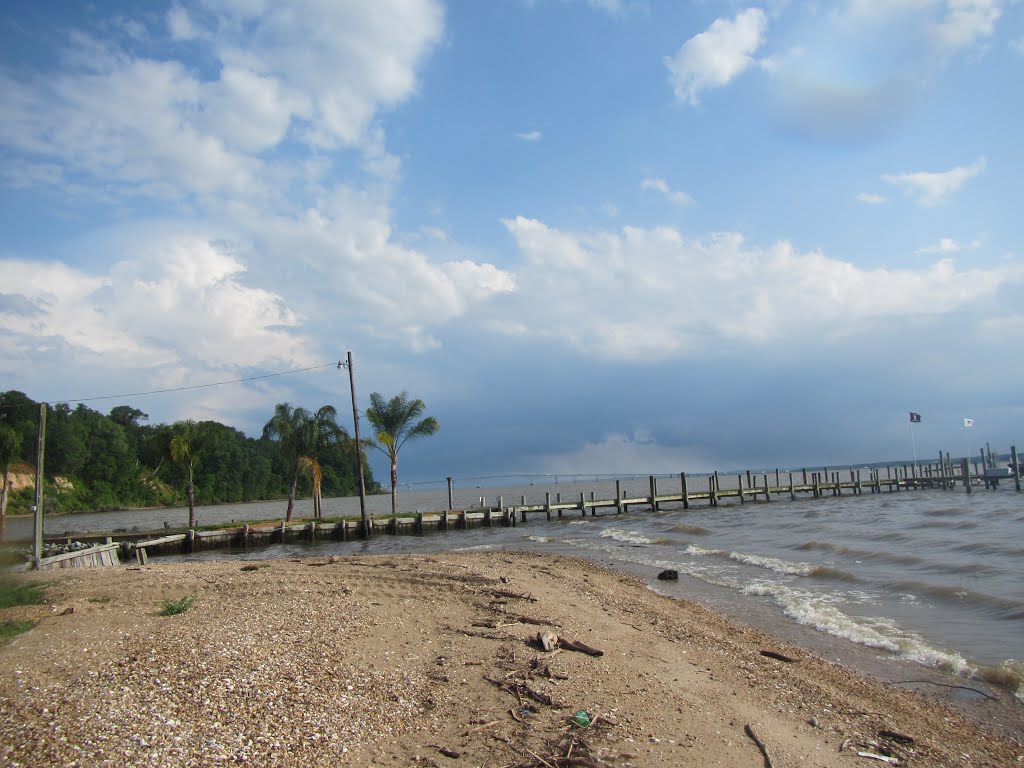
[0,390,380,518]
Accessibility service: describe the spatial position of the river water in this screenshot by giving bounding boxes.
[11,477,1023,700]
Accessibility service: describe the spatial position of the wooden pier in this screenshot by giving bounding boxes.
[39,450,1019,562]
[36,542,121,571]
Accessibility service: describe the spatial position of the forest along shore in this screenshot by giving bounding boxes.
[1,552,1021,768]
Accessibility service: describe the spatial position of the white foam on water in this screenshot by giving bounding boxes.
[729,551,816,576]
[685,544,724,557]
[599,527,654,545]
[743,580,969,673]
[527,535,552,543]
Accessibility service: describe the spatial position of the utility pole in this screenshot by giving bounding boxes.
[340,352,368,536]
[32,403,46,569]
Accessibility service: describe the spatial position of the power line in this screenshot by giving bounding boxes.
[1,362,337,411]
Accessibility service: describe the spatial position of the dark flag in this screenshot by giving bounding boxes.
[909,412,921,423]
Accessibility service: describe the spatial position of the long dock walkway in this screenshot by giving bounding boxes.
[40,451,1020,563]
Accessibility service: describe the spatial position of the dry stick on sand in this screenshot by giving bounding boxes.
[889,679,998,701]
[744,723,775,768]
[759,649,799,663]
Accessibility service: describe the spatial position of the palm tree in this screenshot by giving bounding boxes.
[365,391,439,517]
[262,403,312,522]
[300,405,345,519]
[0,423,22,541]
[169,420,201,528]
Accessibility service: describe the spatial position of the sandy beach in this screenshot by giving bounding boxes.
[1,552,1021,767]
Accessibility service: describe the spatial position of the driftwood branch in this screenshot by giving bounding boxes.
[485,676,558,707]
[878,730,915,745]
[492,590,538,602]
[456,628,515,641]
[557,639,604,657]
[760,650,799,663]
[889,679,997,701]
[744,724,775,768]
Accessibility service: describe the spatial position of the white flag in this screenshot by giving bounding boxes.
[963,418,974,427]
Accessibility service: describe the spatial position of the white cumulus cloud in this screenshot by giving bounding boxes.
[0,238,317,375]
[0,0,445,201]
[857,193,888,204]
[499,217,1024,360]
[882,157,987,206]
[664,8,768,106]
[642,177,694,206]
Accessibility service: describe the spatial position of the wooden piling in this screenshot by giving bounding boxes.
[545,492,552,521]
[615,480,623,514]
[447,477,453,511]
[763,474,771,502]
[649,475,658,512]
[680,473,689,509]
[737,474,745,504]
[579,491,586,516]
[1013,445,1021,492]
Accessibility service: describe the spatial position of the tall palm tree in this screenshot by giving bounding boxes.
[301,405,345,518]
[365,391,439,517]
[169,420,201,528]
[262,403,312,522]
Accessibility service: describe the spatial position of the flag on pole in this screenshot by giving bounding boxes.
[963,418,974,427]
[909,412,921,423]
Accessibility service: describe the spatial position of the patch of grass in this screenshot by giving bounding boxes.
[158,594,196,616]
[0,620,35,645]
[87,595,112,604]
[0,579,47,610]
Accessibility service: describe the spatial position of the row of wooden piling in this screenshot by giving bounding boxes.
[46,448,1019,562]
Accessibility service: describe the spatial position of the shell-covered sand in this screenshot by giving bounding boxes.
[1,552,1021,767]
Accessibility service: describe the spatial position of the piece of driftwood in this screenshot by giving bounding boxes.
[456,628,514,641]
[462,720,500,735]
[760,650,798,663]
[492,590,538,602]
[889,679,997,701]
[878,730,914,745]
[857,752,899,765]
[744,724,775,768]
[485,676,557,706]
[557,638,603,657]
[530,660,569,680]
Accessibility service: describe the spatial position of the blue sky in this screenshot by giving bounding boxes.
[2,0,1022,484]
